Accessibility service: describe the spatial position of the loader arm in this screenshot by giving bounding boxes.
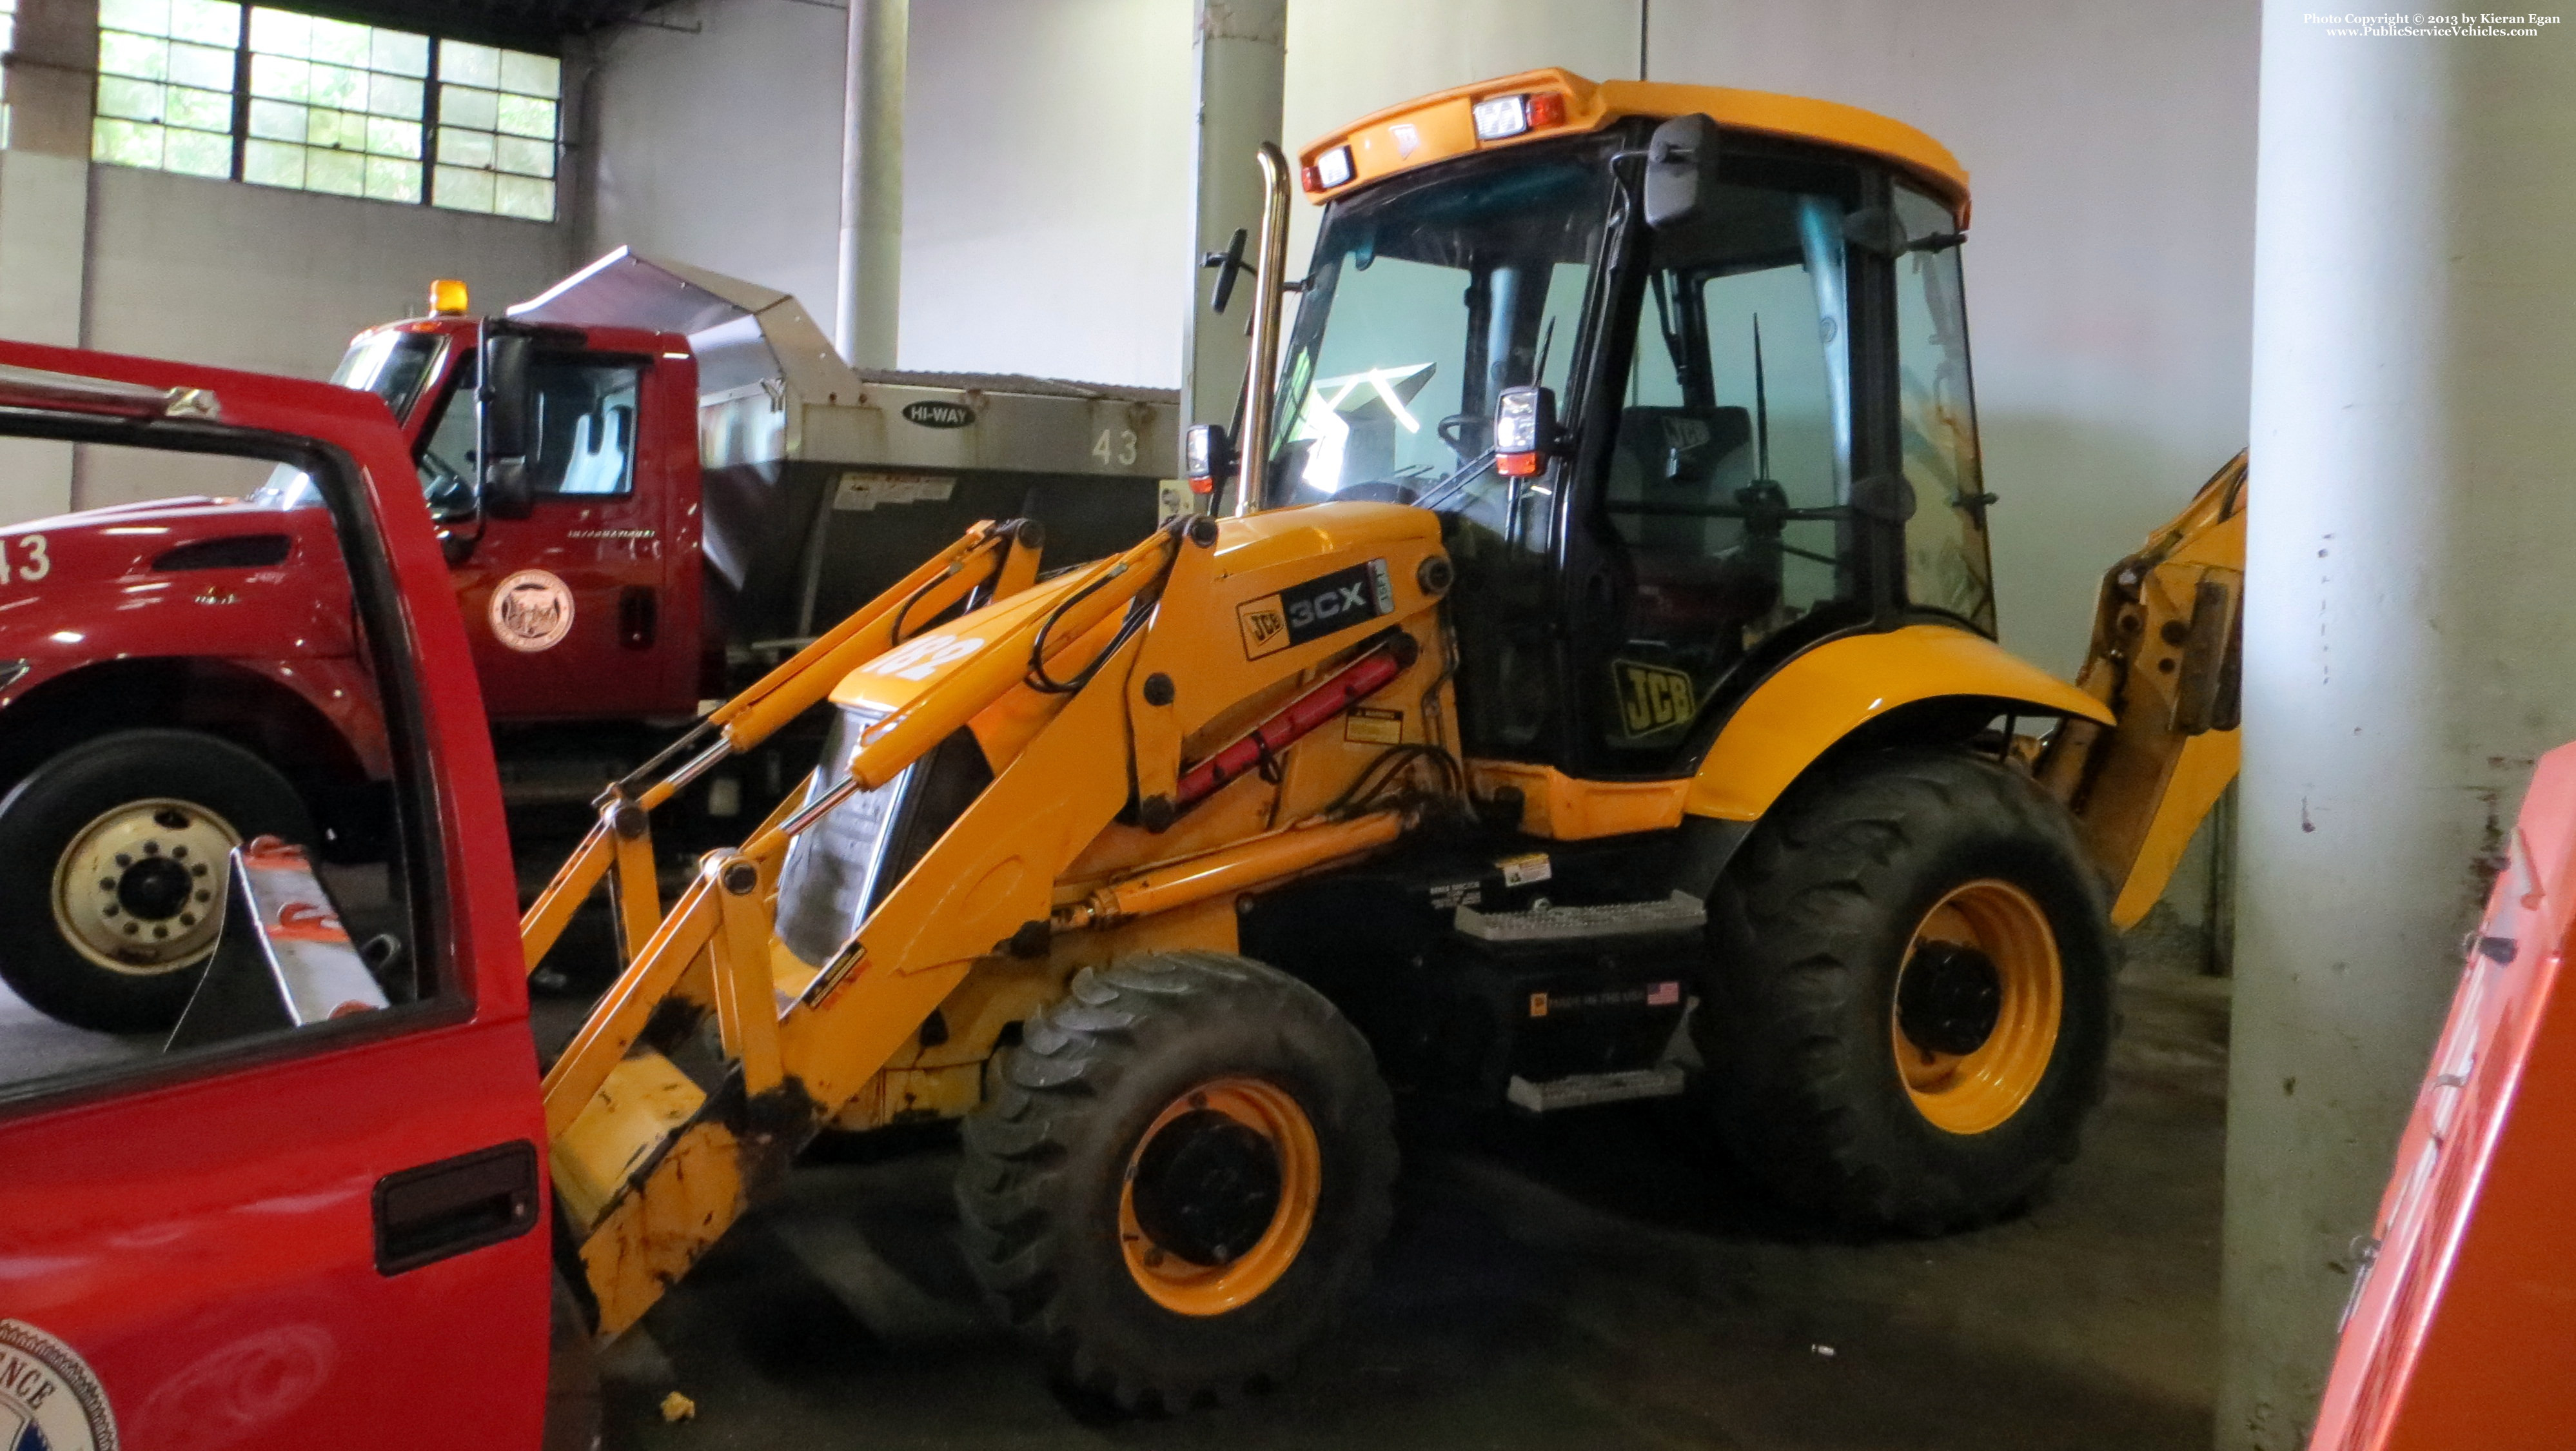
[2036,451,2248,927]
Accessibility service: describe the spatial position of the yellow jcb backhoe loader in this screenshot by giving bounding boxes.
[514,68,2247,1410]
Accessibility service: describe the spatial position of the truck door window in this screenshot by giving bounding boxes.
[529,356,642,497]
[0,433,452,1107]
[1593,154,1862,760]
[415,354,479,514]
[1892,183,1996,631]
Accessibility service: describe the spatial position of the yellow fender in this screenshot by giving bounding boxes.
[1685,624,2112,823]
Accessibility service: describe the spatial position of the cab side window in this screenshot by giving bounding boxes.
[1593,153,1862,760]
[529,357,642,497]
[0,433,446,1106]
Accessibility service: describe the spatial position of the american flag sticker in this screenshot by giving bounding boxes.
[1647,981,1682,1007]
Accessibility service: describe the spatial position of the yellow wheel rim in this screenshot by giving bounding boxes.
[1117,1077,1321,1317]
[1891,879,2062,1135]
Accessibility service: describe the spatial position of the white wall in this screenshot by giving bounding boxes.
[583,0,1194,388]
[74,164,574,506]
[1283,0,2259,678]
[582,0,849,325]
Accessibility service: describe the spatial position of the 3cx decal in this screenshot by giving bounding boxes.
[0,1319,119,1451]
[1235,558,1395,660]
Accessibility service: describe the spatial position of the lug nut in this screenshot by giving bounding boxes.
[194,890,211,903]
[142,841,159,855]
[172,845,187,860]
[103,903,118,917]
[123,923,139,935]
[98,877,115,891]
[114,853,131,867]
[190,864,208,878]
[152,925,167,939]
[180,913,195,927]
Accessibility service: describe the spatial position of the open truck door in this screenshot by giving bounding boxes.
[0,348,566,1449]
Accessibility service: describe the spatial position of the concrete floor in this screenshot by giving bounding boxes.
[583,954,2229,1451]
[0,894,2227,1450]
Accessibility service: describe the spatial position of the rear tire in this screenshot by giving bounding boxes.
[0,729,311,1034]
[1696,747,2117,1232]
[956,951,1396,1412]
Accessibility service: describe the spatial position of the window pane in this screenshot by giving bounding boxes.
[439,40,498,88]
[250,52,306,101]
[493,173,553,222]
[364,155,419,201]
[247,5,305,55]
[498,50,558,98]
[99,31,170,81]
[368,71,422,120]
[431,163,494,212]
[165,84,231,131]
[97,76,166,123]
[308,106,358,150]
[435,126,492,168]
[440,84,496,130]
[242,136,303,186]
[168,37,233,88]
[164,125,231,176]
[372,28,428,77]
[101,0,170,37]
[306,146,364,194]
[309,61,362,109]
[494,94,555,140]
[170,0,239,45]
[494,133,553,179]
[307,14,368,66]
[247,97,304,141]
[364,115,419,158]
[92,117,166,168]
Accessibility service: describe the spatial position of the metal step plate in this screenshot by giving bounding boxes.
[1506,1064,1688,1113]
[1455,889,1706,944]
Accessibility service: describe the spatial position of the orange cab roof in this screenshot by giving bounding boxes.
[1300,68,1972,226]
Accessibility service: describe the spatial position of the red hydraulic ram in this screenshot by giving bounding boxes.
[1174,631,1419,807]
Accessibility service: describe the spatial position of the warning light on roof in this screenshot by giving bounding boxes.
[428,279,469,317]
[1473,92,1567,143]
[1310,144,1355,192]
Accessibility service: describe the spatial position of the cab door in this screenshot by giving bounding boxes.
[435,347,685,722]
[0,353,550,1450]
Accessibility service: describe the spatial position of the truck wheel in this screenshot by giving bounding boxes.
[1696,747,2117,1233]
[956,951,1397,1412]
[0,729,311,1034]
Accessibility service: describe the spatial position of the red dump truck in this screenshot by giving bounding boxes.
[0,250,1176,1032]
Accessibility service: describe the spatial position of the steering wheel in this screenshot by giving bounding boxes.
[420,449,475,517]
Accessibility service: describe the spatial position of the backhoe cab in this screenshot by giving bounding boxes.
[524,69,2243,1413]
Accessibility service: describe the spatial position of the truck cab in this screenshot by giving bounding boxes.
[0,252,1176,1036]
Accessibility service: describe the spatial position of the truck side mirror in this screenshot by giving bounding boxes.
[1494,386,1557,477]
[1643,113,1720,230]
[1183,422,1234,500]
[478,329,535,521]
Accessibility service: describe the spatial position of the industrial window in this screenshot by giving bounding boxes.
[90,1,560,222]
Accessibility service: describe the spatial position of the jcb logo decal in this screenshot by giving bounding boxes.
[1237,559,1395,660]
[1614,660,1698,736]
[867,631,985,682]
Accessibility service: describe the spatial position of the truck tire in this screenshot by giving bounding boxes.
[956,951,1397,1412]
[1696,747,2117,1233]
[0,729,312,1034]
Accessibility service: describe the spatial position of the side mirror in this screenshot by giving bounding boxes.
[1183,422,1234,499]
[1643,113,1720,230]
[478,328,535,522]
[1494,386,1557,477]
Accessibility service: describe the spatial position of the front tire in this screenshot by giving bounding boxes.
[1697,747,2117,1233]
[956,952,1397,1412]
[0,729,312,1034]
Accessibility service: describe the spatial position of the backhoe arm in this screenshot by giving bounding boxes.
[2036,451,2248,927]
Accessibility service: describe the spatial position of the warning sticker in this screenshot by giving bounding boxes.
[1499,851,1553,887]
[1528,991,1549,1019]
[1426,880,1483,911]
[1235,558,1395,659]
[836,473,958,511]
[1344,706,1404,745]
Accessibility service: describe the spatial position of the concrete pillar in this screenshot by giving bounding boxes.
[1179,0,1284,460]
[2221,12,2576,1448]
[0,0,96,522]
[832,0,905,370]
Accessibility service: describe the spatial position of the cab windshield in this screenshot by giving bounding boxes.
[251,330,446,507]
[1263,133,1614,553]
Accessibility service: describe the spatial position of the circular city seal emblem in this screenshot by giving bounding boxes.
[0,1319,119,1451]
[489,569,575,653]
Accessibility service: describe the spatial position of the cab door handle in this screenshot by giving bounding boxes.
[619,586,658,648]
[374,1140,539,1275]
